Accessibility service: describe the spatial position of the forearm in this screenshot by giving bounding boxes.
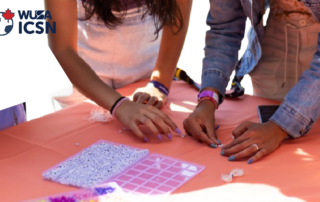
[270,74,320,138]
[201,0,246,100]
[54,49,121,110]
[46,0,121,110]
[151,0,192,89]
[270,34,320,138]
[270,64,320,138]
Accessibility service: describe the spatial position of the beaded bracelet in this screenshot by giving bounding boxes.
[110,97,125,115]
[197,97,218,109]
[147,80,169,96]
[111,97,130,118]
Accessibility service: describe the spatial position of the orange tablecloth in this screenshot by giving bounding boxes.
[1,80,319,202]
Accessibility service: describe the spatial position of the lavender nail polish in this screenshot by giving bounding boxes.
[248,159,253,164]
[143,137,149,142]
[168,133,172,140]
[157,134,162,140]
[176,128,182,134]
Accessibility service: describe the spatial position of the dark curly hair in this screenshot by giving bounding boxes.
[81,0,183,37]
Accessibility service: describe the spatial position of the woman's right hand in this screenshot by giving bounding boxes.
[183,100,220,147]
[115,100,179,141]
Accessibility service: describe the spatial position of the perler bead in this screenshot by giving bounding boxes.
[94,187,116,196]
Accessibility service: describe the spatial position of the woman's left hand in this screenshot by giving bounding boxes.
[221,121,288,164]
[132,85,168,109]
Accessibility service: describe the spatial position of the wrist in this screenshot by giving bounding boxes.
[111,97,130,117]
[114,99,131,120]
[201,87,220,96]
[196,99,217,113]
[267,120,288,140]
[197,89,219,109]
[147,80,170,96]
[150,71,172,90]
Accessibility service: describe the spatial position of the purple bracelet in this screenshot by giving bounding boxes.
[148,80,169,96]
[111,97,130,118]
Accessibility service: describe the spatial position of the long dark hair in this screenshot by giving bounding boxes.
[81,0,183,37]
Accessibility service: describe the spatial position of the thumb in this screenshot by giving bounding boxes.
[232,121,252,139]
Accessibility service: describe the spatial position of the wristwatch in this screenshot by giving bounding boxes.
[197,90,219,109]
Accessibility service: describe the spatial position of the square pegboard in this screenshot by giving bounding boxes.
[112,154,205,195]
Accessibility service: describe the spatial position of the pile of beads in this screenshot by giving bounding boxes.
[43,141,149,188]
[83,106,113,123]
[25,182,126,202]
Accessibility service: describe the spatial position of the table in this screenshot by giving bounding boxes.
[1,80,319,202]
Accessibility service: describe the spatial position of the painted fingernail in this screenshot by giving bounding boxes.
[209,143,217,148]
[167,133,172,140]
[248,159,254,164]
[215,125,220,131]
[176,128,182,134]
[217,140,221,145]
[143,137,149,142]
[228,156,236,161]
[157,134,162,141]
[220,151,225,156]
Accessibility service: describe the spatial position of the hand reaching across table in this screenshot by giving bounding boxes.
[183,88,221,148]
[221,121,288,164]
[183,100,220,148]
[114,98,181,142]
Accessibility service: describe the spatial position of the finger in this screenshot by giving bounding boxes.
[222,130,251,150]
[145,112,169,134]
[138,116,161,138]
[203,121,219,145]
[151,107,178,132]
[136,93,150,104]
[186,118,215,146]
[133,92,142,102]
[222,138,251,157]
[247,148,268,164]
[146,96,158,106]
[145,113,171,140]
[232,121,252,139]
[183,119,192,136]
[226,143,260,161]
[129,122,148,142]
[154,100,164,109]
